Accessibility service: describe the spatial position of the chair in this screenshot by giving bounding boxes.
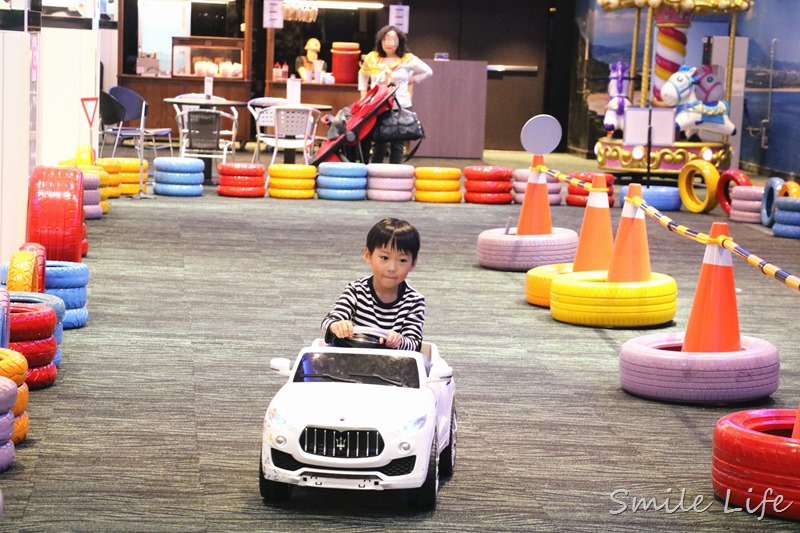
[106,86,174,158]
[247,97,288,163]
[172,93,238,156]
[267,105,321,166]
[98,91,127,156]
[177,109,236,165]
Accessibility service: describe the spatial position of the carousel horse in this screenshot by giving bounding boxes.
[694,64,725,103]
[603,61,632,136]
[660,65,736,139]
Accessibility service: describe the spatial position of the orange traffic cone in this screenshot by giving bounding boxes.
[572,174,614,271]
[682,222,741,353]
[607,183,651,282]
[792,401,800,440]
[517,155,552,235]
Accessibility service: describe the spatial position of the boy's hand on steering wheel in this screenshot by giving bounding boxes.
[330,320,354,339]
[385,330,402,349]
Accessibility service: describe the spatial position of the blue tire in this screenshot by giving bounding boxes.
[153,183,204,197]
[54,321,63,345]
[316,175,368,190]
[44,261,89,289]
[53,347,62,368]
[774,209,800,226]
[153,171,205,185]
[45,287,87,310]
[772,223,800,239]
[317,187,367,201]
[0,291,9,349]
[63,306,88,330]
[760,177,785,227]
[620,185,682,211]
[318,162,368,178]
[154,157,205,173]
[8,291,66,321]
[775,196,800,212]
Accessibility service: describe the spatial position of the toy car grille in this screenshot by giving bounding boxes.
[300,427,385,458]
[271,449,415,476]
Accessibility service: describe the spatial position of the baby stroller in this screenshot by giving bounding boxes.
[311,83,397,165]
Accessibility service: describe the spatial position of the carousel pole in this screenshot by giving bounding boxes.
[629,8,641,103]
[726,13,737,102]
[640,6,655,108]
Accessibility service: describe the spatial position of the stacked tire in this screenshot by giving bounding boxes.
[619,185,682,211]
[79,165,111,216]
[728,185,764,224]
[94,158,122,200]
[773,195,800,239]
[153,157,205,197]
[566,172,615,207]
[463,166,513,204]
[715,169,752,215]
[513,168,561,205]
[82,171,103,221]
[761,177,785,228]
[27,166,84,263]
[0,375,18,472]
[267,164,317,199]
[414,167,462,203]
[216,162,266,198]
[9,302,57,393]
[8,292,65,369]
[366,163,415,201]
[45,261,89,330]
[317,162,367,201]
[116,158,149,196]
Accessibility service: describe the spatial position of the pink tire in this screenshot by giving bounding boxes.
[729,209,763,224]
[731,185,765,202]
[366,189,413,202]
[366,177,415,191]
[729,199,762,213]
[477,227,578,272]
[366,163,415,179]
[619,332,780,404]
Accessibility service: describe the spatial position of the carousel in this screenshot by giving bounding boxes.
[594,0,754,177]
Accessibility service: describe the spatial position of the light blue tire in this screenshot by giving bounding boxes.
[53,347,62,368]
[44,261,89,289]
[318,162,368,178]
[0,291,9,349]
[317,188,367,201]
[153,171,205,185]
[774,209,800,226]
[620,185,682,211]
[154,157,205,173]
[45,287,87,310]
[772,223,800,239]
[63,306,88,329]
[760,177,785,227]
[316,175,368,190]
[54,321,63,344]
[8,291,66,321]
[775,196,800,212]
[154,183,204,197]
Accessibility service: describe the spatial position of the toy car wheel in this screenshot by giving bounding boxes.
[408,437,438,510]
[439,406,457,478]
[259,451,292,501]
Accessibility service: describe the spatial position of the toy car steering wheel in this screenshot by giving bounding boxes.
[333,326,389,349]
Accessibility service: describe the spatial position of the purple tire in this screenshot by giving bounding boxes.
[0,377,17,414]
[366,177,415,191]
[366,189,413,202]
[0,441,14,473]
[84,204,103,220]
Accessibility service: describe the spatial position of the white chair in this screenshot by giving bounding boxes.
[247,97,288,163]
[176,109,236,166]
[268,105,321,166]
[172,93,238,157]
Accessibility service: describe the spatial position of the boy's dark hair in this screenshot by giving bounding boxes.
[366,218,420,261]
[375,25,409,57]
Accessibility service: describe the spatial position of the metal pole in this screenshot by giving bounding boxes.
[629,8,640,103]
[640,7,655,108]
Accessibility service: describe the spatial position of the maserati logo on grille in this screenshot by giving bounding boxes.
[335,436,346,450]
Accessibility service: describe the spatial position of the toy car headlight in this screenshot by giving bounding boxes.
[396,415,427,435]
[267,407,291,429]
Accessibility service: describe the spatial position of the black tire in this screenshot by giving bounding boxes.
[439,407,457,478]
[259,450,292,501]
[408,437,438,510]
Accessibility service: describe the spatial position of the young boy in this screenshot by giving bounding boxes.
[322,217,425,351]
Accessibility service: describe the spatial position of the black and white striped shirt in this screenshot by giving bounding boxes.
[322,276,425,351]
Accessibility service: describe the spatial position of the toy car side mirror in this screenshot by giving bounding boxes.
[270,357,293,377]
[428,364,453,383]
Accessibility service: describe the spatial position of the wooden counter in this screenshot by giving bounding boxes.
[268,81,360,114]
[118,74,252,140]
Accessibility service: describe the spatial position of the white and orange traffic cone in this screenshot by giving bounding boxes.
[607,183,651,282]
[572,173,614,272]
[682,222,741,353]
[517,155,552,235]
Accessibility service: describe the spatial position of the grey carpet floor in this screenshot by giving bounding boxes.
[1,153,799,532]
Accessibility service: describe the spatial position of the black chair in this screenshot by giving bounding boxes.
[98,91,128,158]
[107,86,174,157]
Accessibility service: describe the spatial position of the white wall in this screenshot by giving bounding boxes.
[0,31,34,263]
[100,28,118,91]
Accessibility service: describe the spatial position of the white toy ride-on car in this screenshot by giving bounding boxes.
[260,327,456,510]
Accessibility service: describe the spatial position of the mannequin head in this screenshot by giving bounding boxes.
[305,38,321,59]
[375,25,408,58]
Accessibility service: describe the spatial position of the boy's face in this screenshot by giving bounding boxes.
[364,245,416,295]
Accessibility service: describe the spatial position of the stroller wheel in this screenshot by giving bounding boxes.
[345,131,357,143]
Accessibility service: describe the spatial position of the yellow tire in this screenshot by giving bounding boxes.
[12,411,28,444]
[414,179,462,192]
[75,144,94,166]
[99,187,110,201]
[415,167,462,181]
[525,263,573,307]
[778,181,800,198]
[119,183,145,195]
[12,383,28,417]
[94,158,122,174]
[7,251,38,292]
[79,166,110,187]
[115,158,148,173]
[118,172,144,185]
[268,188,316,199]
[107,186,121,199]
[108,173,122,187]
[678,160,720,213]
[0,349,28,387]
[268,164,317,179]
[414,190,462,203]
[268,177,316,190]
[100,200,110,214]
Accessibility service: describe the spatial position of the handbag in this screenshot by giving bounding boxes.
[373,105,425,142]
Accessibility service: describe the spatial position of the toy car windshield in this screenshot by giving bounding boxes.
[293,351,420,388]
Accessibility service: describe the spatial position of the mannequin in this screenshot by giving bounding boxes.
[295,38,327,82]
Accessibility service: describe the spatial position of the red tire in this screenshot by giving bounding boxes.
[19,243,46,292]
[9,303,57,342]
[568,172,614,185]
[26,362,57,389]
[716,169,752,215]
[567,183,615,196]
[566,194,615,207]
[216,185,267,198]
[464,192,513,204]
[218,174,266,188]
[217,162,266,176]
[464,180,513,193]
[10,336,57,368]
[27,167,84,263]
[463,165,513,181]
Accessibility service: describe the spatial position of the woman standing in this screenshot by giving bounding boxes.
[358,25,432,164]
